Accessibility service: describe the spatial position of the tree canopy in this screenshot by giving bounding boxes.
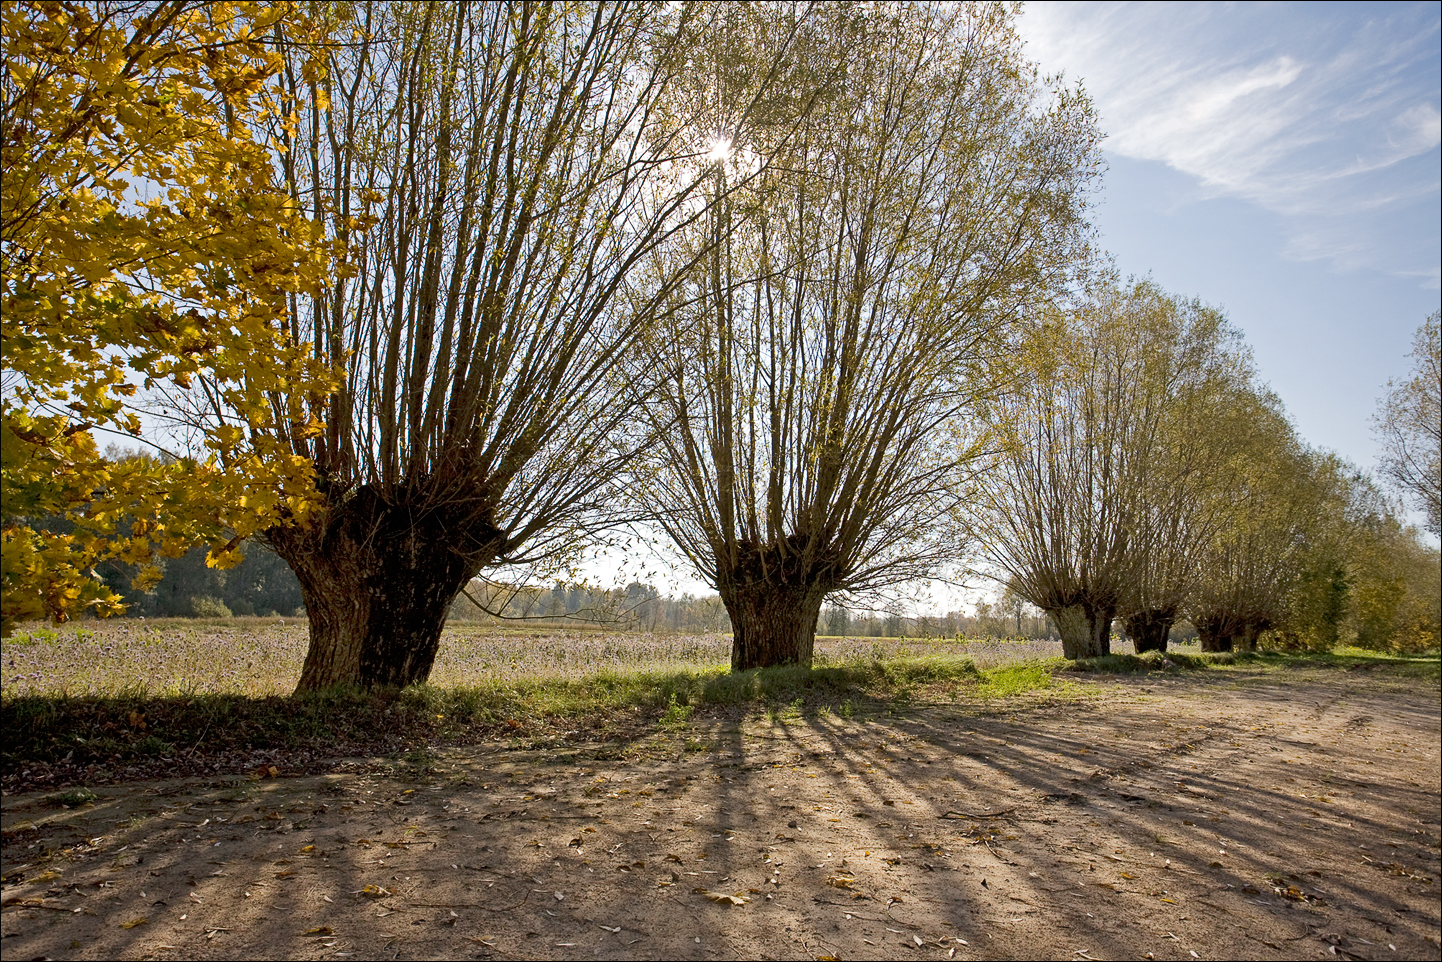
[632,2,1100,669]
[227,0,852,690]
[975,281,1258,658]
[1,1,336,635]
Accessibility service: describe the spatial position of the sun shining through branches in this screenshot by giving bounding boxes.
[706,134,732,163]
[630,3,1102,671]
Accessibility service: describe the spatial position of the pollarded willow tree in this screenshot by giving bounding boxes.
[1110,291,1256,653]
[199,1,833,691]
[977,282,1254,659]
[633,3,1100,670]
[1186,425,1352,653]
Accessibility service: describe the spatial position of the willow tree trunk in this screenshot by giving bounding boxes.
[1193,614,1235,652]
[268,486,501,692]
[719,581,829,671]
[1048,601,1114,660]
[1124,607,1177,654]
[1235,620,1267,652]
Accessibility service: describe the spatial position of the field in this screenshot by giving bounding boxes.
[2,622,1439,960]
[1,619,1063,697]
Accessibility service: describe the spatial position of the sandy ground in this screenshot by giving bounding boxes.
[3,664,1439,961]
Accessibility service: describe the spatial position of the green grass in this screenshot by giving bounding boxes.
[4,629,1434,783]
[1061,646,1439,680]
[1,655,990,771]
[975,659,1062,696]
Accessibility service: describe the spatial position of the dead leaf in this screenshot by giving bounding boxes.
[121,917,148,929]
[305,926,334,936]
[360,884,391,898]
[827,875,856,889]
[694,888,749,905]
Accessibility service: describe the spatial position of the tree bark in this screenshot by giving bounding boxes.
[720,581,828,671]
[1235,620,1268,652]
[1124,607,1176,654]
[268,485,501,692]
[1049,601,1114,660]
[1194,614,1235,652]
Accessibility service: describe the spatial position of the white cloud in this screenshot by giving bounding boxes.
[1393,102,1441,153]
[1392,265,1442,290]
[1018,1,1441,281]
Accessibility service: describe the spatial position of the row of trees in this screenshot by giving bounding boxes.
[976,284,1439,657]
[4,3,1436,692]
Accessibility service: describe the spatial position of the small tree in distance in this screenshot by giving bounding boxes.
[1373,311,1440,536]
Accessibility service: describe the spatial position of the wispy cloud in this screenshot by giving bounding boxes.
[1018,1,1441,282]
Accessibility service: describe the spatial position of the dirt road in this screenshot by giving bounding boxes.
[4,665,1438,960]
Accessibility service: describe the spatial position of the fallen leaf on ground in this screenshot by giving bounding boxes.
[694,888,749,905]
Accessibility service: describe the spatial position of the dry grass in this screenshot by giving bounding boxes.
[1,619,1063,698]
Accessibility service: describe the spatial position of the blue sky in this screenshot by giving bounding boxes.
[1017,0,1441,486]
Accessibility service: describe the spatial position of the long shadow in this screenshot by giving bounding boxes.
[4,664,1437,959]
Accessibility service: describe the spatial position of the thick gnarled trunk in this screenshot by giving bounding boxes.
[720,581,828,671]
[714,536,838,671]
[1124,606,1177,654]
[1194,615,1234,652]
[1192,611,1270,653]
[269,486,499,692]
[1048,601,1114,660]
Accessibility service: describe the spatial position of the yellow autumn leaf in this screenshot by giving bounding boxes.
[1,0,340,636]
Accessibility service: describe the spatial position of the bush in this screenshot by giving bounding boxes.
[190,596,232,618]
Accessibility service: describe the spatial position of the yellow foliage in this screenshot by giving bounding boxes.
[1,2,340,633]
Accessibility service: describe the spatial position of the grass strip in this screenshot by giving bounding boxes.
[6,648,1433,781]
[1063,647,1439,679]
[1,655,985,770]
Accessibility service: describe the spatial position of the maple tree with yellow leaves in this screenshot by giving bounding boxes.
[1,1,338,633]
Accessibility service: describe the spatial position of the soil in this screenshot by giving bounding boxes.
[3,665,1439,961]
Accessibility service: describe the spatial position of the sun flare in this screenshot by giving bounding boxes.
[706,135,732,163]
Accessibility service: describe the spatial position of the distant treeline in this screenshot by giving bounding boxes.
[93,546,1191,644]
[447,580,1111,642]
[98,543,304,619]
